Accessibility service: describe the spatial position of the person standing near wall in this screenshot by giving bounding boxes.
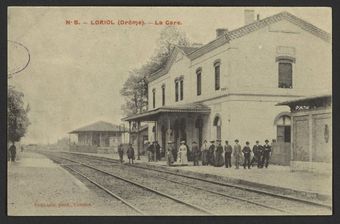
[127,143,135,164]
[166,141,175,166]
[191,141,200,166]
[262,139,272,168]
[177,140,188,165]
[250,140,261,168]
[208,140,215,166]
[215,140,224,167]
[224,141,232,168]
[118,143,124,163]
[201,140,209,166]
[242,141,251,169]
[155,141,161,162]
[233,139,242,169]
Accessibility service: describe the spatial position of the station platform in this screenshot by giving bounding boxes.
[63,150,332,202]
[7,151,134,216]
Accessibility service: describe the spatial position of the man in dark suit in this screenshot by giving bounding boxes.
[224,140,232,168]
[250,140,263,168]
[262,139,272,168]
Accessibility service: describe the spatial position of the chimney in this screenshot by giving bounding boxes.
[257,14,260,21]
[216,28,228,38]
[244,9,255,25]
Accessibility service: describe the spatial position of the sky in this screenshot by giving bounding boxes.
[7,7,331,144]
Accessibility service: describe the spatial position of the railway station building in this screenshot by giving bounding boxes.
[123,11,331,163]
[69,121,128,153]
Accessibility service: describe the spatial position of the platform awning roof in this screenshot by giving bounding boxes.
[276,93,332,112]
[276,94,332,106]
[122,103,211,122]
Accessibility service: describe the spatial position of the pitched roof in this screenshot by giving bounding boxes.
[147,46,198,82]
[147,11,331,81]
[177,46,200,55]
[122,103,211,122]
[188,11,330,60]
[69,121,128,133]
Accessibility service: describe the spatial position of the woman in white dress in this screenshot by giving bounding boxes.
[177,140,188,165]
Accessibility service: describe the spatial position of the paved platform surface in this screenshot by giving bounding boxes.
[7,151,134,216]
[66,151,332,197]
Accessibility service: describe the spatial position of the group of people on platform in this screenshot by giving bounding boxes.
[117,138,272,169]
[165,139,272,169]
[145,141,162,162]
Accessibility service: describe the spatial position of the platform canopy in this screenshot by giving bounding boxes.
[276,94,332,112]
[69,121,128,134]
[122,103,211,122]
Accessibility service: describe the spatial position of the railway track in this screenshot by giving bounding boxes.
[46,153,215,215]
[41,151,332,215]
[60,151,331,208]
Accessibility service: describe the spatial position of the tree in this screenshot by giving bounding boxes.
[120,26,191,116]
[120,72,148,116]
[8,87,30,144]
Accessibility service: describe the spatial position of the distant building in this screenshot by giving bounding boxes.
[69,121,128,153]
[123,11,331,161]
[277,94,332,173]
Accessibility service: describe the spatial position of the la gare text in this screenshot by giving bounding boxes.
[65,19,182,26]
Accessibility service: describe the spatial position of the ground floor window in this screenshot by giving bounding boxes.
[213,115,221,140]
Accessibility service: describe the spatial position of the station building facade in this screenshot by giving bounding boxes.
[123,11,331,158]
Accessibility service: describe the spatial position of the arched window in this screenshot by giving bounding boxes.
[213,115,222,140]
[275,114,291,142]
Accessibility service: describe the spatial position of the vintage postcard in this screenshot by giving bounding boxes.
[7,7,332,216]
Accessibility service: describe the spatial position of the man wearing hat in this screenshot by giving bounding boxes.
[262,139,272,168]
[201,140,209,166]
[233,139,242,169]
[224,141,232,168]
[208,140,215,166]
[166,141,175,166]
[250,140,263,168]
[146,141,154,162]
[242,141,251,169]
[191,141,200,166]
[155,141,161,162]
